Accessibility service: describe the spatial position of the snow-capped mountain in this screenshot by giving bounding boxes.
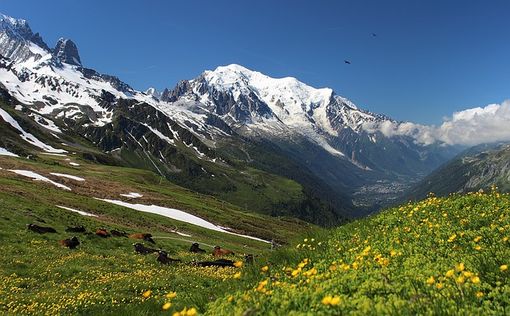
[160,64,394,159]
[0,12,460,217]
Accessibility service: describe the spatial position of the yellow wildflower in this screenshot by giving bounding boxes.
[321,295,332,305]
[166,292,177,299]
[463,271,473,278]
[445,269,455,278]
[473,236,482,242]
[426,276,435,285]
[330,296,341,306]
[233,261,243,268]
[261,266,269,272]
[500,265,508,272]
[471,276,480,284]
[322,295,340,306]
[142,290,152,298]
[162,302,172,310]
[476,291,484,298]
[456,263,465,272]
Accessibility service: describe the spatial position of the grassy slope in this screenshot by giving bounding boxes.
[0,152,316,315]
[0,99,348,226]
[2,156,509,315]
[206,191,510,315]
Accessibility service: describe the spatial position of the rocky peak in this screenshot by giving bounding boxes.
[53,38,81,66]
[144,87,161,99]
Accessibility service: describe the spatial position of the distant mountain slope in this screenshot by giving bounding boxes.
[403,143,510,200]
[0,12,460,222]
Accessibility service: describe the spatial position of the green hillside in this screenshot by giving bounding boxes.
[206,190,510,315]
[404,143,510,201]
[0,152,316,315]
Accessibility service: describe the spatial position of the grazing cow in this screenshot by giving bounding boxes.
[156,251,182,265]
[212,246,234,257]
[195,259,235,268]
[65,226,86,233]
[111,230,128,237]
[133,243,159,255]
[59,236,80,249]
[27,223,57,234]
[95,228,110,238]
[245,254,254,265]
[189,242,206,253]
[129,233,155,244]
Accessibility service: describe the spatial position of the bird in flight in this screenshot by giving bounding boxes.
[344,60,351,64]
[371,33,377,37]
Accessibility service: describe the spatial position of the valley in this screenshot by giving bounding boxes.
[0,8,509,316]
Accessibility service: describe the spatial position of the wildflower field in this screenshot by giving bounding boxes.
[1,151,509,315]
[208,190,510,315]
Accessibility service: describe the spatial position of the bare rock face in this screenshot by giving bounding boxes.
[53,38,81,66]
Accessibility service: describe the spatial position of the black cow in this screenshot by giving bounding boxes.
[65,226,86,233]
[27,223,57,234]
[245,254,254,265]
[59,236,80,249]
[111,230,128,237]
[133,243,159,255]
[156,251,181,265]
[195,259,235,268]
[189,242,206,253]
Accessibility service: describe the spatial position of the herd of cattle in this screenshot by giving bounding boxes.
[27,223,254,267]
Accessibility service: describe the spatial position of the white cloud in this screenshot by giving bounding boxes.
[363,100,510,146]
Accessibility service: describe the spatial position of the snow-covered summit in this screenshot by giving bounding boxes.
[0,13,30,34]
[197,64,386,135]
[203,64,334,112]
[145,87,161,99]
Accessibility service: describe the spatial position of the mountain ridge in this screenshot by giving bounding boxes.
[0,12,461,222]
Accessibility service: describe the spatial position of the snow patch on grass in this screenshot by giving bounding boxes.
[56,205,98,217]
[97,199,269,243]
[8,169,71,190]
[0,147,18,157]
[120,192,143,198]
[49,173,85,181]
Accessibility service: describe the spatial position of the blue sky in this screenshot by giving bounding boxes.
[2,0,509,124]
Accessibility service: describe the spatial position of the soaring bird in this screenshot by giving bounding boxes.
[344,60,351,64]
[371,33,377,37]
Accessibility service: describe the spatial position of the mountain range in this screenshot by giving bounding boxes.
[0,13,462,224]
[403,143,510,201]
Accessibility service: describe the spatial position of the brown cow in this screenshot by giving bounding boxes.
[27,223,57,234]
[59,236,80,249]
[212,246,234,257]
[156,251,181,265]
[129,233,155,244]
[95,228,110,238]
[189,242,206,253]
